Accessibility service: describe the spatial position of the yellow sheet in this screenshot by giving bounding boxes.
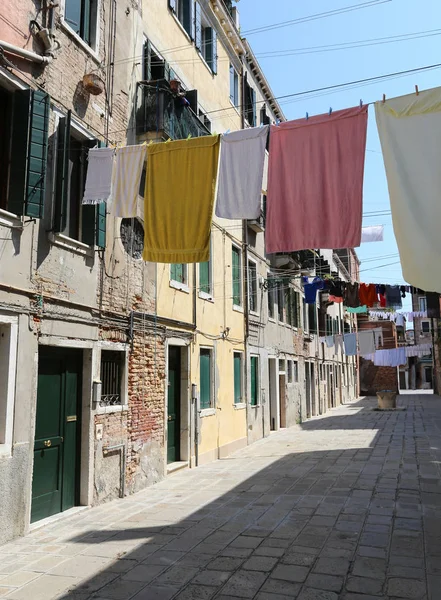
[143,135,221,263]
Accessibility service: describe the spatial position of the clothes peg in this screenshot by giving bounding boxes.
[382,94,386,104]
[415,85,419,96]
[224,129,230,135]
[276,119,281,126]
[305,112,309,120]
[329,107,332,115]
[359,99,363,108]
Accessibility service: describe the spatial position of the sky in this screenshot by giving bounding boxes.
[238,0,441,311]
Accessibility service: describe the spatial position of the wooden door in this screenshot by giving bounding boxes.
[167,346,181,464]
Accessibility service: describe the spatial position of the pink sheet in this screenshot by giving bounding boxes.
[266,106,368,253]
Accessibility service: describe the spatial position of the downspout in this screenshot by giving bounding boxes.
[0,40,52,64]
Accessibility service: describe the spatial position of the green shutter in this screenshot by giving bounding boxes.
[234,353,242,404]
[200,349,211,409]
[205,28,217,73]
[95,202,106,248]
[183,0,194,38]
[199,261,210,294]
[194,1,202,50]
[171,264,185,283]
[84,139,107,248]
[8,90,31,216]
[250,356,258,406]
[143,39,151,80]
[232,247,241,306]
[211,29,217,74]
[82,0,91,45]
[54,112,72,232]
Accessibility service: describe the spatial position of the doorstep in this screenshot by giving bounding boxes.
[167,461,188,475]
[29,505,90,532]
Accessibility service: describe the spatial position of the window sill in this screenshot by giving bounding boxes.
[95,404,128,415]
[200,407,216,418]
[48,232,94,257]
[170,11,192,42]
[199,291,214,303]
[250,310,260,318]
[250,404,261,409]
[233,402,246,410]
[60,20,101,64]
[268,317,276,323]
[0,209,23,229]
[170,280,190,294]
[233,304,244,314]
[0,445,12,459]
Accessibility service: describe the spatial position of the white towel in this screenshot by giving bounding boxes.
[215,125,269,219]
[358,331,375,356]
[375,88,441,292]
[82,147,115,205]
[110,145,147,218]
[361,225,384,243]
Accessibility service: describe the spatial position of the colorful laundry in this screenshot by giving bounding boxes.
[359,283,377,307]
[110,144,146,218]
[344,282,360,308]
[215,125,269,219]
[303,277,325,304]
[344,333,357,356]
[360,225,384,243]
[325,336,335,348]
[82,147,115,205]
[266,105,368,253]
[385,285,402,309]
[358,330,376,355]
[375,87,441,293]
[405,344,432,357]
[373,347,406,367]
[143,135,221,263]
[335,334,344,354]
[347,305,368,314]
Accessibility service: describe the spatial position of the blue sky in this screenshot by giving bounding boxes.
[239,0,441,310]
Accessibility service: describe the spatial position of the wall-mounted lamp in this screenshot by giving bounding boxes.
[93,380,102,405]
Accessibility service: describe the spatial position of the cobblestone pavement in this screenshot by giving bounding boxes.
[1,394,441,600]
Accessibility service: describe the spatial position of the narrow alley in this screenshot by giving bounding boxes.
[0,394,440,600]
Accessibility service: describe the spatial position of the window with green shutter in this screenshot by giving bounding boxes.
[199,260,211,295]
[233,352,242,404]
[200,348,212,409]
[293,291,300,328]
[250,356,259,406]
[268,281,275,319]
[7,88,49,218]
[248,261,257,313]
[53,116,106,248]
[277,284,284,322]
[308,304,317,335]
[232,246,241,307]
[171,263,187,284]
[64,0,97,47]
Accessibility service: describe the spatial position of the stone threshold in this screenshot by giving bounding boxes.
[29,505,90,533]
[167,461,189,475]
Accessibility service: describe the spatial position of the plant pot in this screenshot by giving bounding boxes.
[377,390,397,410]
[82,73,105,95]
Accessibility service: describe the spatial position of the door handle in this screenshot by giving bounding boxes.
[44,440,52,447]
[168,415,173,421]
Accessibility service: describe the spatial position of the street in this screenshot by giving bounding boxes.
[1,394,440,600]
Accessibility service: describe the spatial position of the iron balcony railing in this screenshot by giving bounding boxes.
[135,82,211,140]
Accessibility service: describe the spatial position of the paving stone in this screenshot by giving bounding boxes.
[253,546,285,558]
[305,573,343,592]
[220,570,268,598]
[314,557,351,577]
[0,570,40,587]
[352,557,386,579]
[173,584,218,599]
[206,557,244,571]
[281,552,316,566]
[255,593,294,600]
[130,584,181,600]
[357,546,387,559]
[260,578,302,597]
[229,536,263,549]
[242,556,278,571]
[155,566,199,586]
[387,578,427,598]
[297,588,338,600]
[121,564,167,583]
[271,564,309,582]
[346,575,384,595]
[6,575,81,600]
[192,570,231,586]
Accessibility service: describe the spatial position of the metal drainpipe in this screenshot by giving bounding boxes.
[103,444,126,498]
[0,40,52,64]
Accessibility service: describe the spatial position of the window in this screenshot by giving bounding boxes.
[64,0,98,48]
[244,75,256,126]
[303,300,308,332]
[200,348,213,409]
[293,360,299,383]
[248,261,258,313]
[143,39,170,82]
[279,359,285,373]
[308,304,317,335]
[287,360,293,383]
[232,245,242,307]
[171,263,187,285]
[278,284,285,322]
[419,297,427,313]
[250,356,259,406]
[233,352,243,404]
[230,64,239,107]
[0,317,18,453]
[260,106,271,125]
[194,3,218,73]
[0,87,49,218]
[326,314,332,337]
[198,109,212,132]
[286,288,299,327]
[53,113,106,247]
[199,259,211,296]
[268,283,275,319]
[100,350,125,407]
[169,0,193,37]
[422,321,430,333]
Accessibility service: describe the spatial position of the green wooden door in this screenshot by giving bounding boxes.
[31,347,82,523]
[167,346,181,464]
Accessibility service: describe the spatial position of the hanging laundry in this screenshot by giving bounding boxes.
[358,331,376,355]
[303,277,325,304]
[344,282,360,308]
[405,344,433,357]
[385,285,402,309]
[110,145,147,218]
[347,305,368,314]
[359,283,377,307]
[325,336,335,348]
[426,292,441,319]
[373,347,406,367]
[335,334,344,354]
[373,329,383,348]
[143,136,221,263]
[375,88,441,293]
[400,286,407,299]
[215,125,269,219]
[394,313,405,328]
[266,105,368,253]
[360,225,384,243]
[328,280,344,303]
[344,333,357,356]
[82,147,115,205]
